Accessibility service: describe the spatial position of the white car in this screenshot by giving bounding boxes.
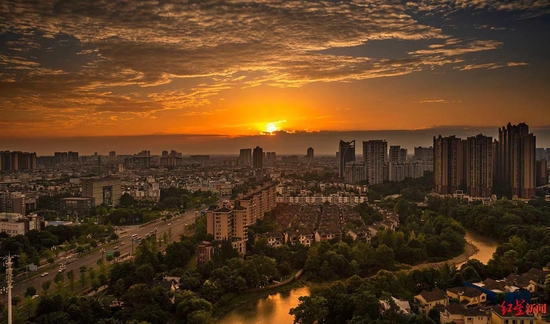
[41,272,49,277]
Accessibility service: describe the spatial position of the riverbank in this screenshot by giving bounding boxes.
[408,241,479,271]
[215,280,306,321]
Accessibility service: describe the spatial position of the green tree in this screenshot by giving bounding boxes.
[120,193,137,207]
[290,295,329,324]
[25,285,36,297]
[42,280,51,296]
[48,257,55,268]
[54,272,65,285]
[67,270,75,293]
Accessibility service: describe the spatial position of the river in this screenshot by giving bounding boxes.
[464,230,500,264]
[217,286,311,324]
[217,230,499,324]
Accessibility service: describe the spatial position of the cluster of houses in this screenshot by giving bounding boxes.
[254,203,399,248]
[414,268,550,323]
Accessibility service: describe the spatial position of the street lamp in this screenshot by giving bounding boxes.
[100,248,105,261]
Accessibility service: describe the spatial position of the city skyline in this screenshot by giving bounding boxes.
[1,1,550,139]
[1,125,550,156]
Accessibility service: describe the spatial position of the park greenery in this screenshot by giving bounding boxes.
[6,177,550,324]
[292,193,550,324]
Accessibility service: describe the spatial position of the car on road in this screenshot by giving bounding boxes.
[114,246,118,250]
[120,242,125,246]
[41,272,49,277]
[167,223,172,226]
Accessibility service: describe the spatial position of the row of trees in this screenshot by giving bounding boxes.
[292,264,467,324]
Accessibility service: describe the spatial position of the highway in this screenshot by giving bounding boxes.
[12,208,201,298]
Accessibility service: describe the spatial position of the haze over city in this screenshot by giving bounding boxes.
[1,0,550,153]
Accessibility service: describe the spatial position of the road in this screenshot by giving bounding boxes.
[12,208,201,298]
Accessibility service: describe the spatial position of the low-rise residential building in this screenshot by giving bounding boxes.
[440,304,489,324]
[446,286,487,307]
[197,241,214,266]
[255,232,284,248]
[314,229,342,242]
[414,288,449,316]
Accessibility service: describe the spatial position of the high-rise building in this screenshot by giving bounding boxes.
[239,148,252,166]
[337,140,355,178]
[495,123,536,198]
[465,134,493,197]
[54,152,68,164]
[399,148,408,162]
[536,148,548,161]
[414,146,434,171]
[307,147,314,160]
[388,161,425,182]
[344,162,367,184]
[253,146,263,170]
[363,140,387,185]
[536,159,548,186]
[266,152,276,163]
[434,135,465,195]
[0,151,37,171]
[389,146,401,164]
[67,151,79,163]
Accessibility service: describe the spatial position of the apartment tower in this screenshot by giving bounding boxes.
[337,140,355,178]
[363,140,388,185]
[434,135,465,194]
[495,123,536,198]
[465,134,493,197]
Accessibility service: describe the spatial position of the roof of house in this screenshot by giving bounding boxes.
[447,286,485,298]
[417,288,447,303]
[214,207,232,213]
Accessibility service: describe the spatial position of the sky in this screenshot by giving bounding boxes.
[1,0,549,154]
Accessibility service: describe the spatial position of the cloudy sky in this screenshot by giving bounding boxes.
[1,0,549,153]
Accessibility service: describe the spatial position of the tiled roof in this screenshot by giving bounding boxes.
[418,288,447,303]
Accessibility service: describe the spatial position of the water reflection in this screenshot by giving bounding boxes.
[465,230,499,264]
[218,231,499,323]
[217,286,310,324]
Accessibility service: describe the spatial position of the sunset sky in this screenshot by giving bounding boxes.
[1,0,550,153]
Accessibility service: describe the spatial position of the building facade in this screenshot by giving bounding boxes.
[414,146,434,172]
[434,135,465,195]
[363,140,387,185]
[495,123,536,198]
[465,134,493,197]
[337,140,355,178]
[344,162,367,184]
[81,177,122,207]
[307,147,314,160]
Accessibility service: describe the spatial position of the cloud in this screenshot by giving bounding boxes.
[0,0,545,133]
[454,61,530,70]
[416,99,447,103]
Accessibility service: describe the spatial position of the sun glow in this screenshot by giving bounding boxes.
[265,122,279,134]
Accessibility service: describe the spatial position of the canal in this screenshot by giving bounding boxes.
[217,230,499,323]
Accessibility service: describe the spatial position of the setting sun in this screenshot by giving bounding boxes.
[265,122,279,134]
